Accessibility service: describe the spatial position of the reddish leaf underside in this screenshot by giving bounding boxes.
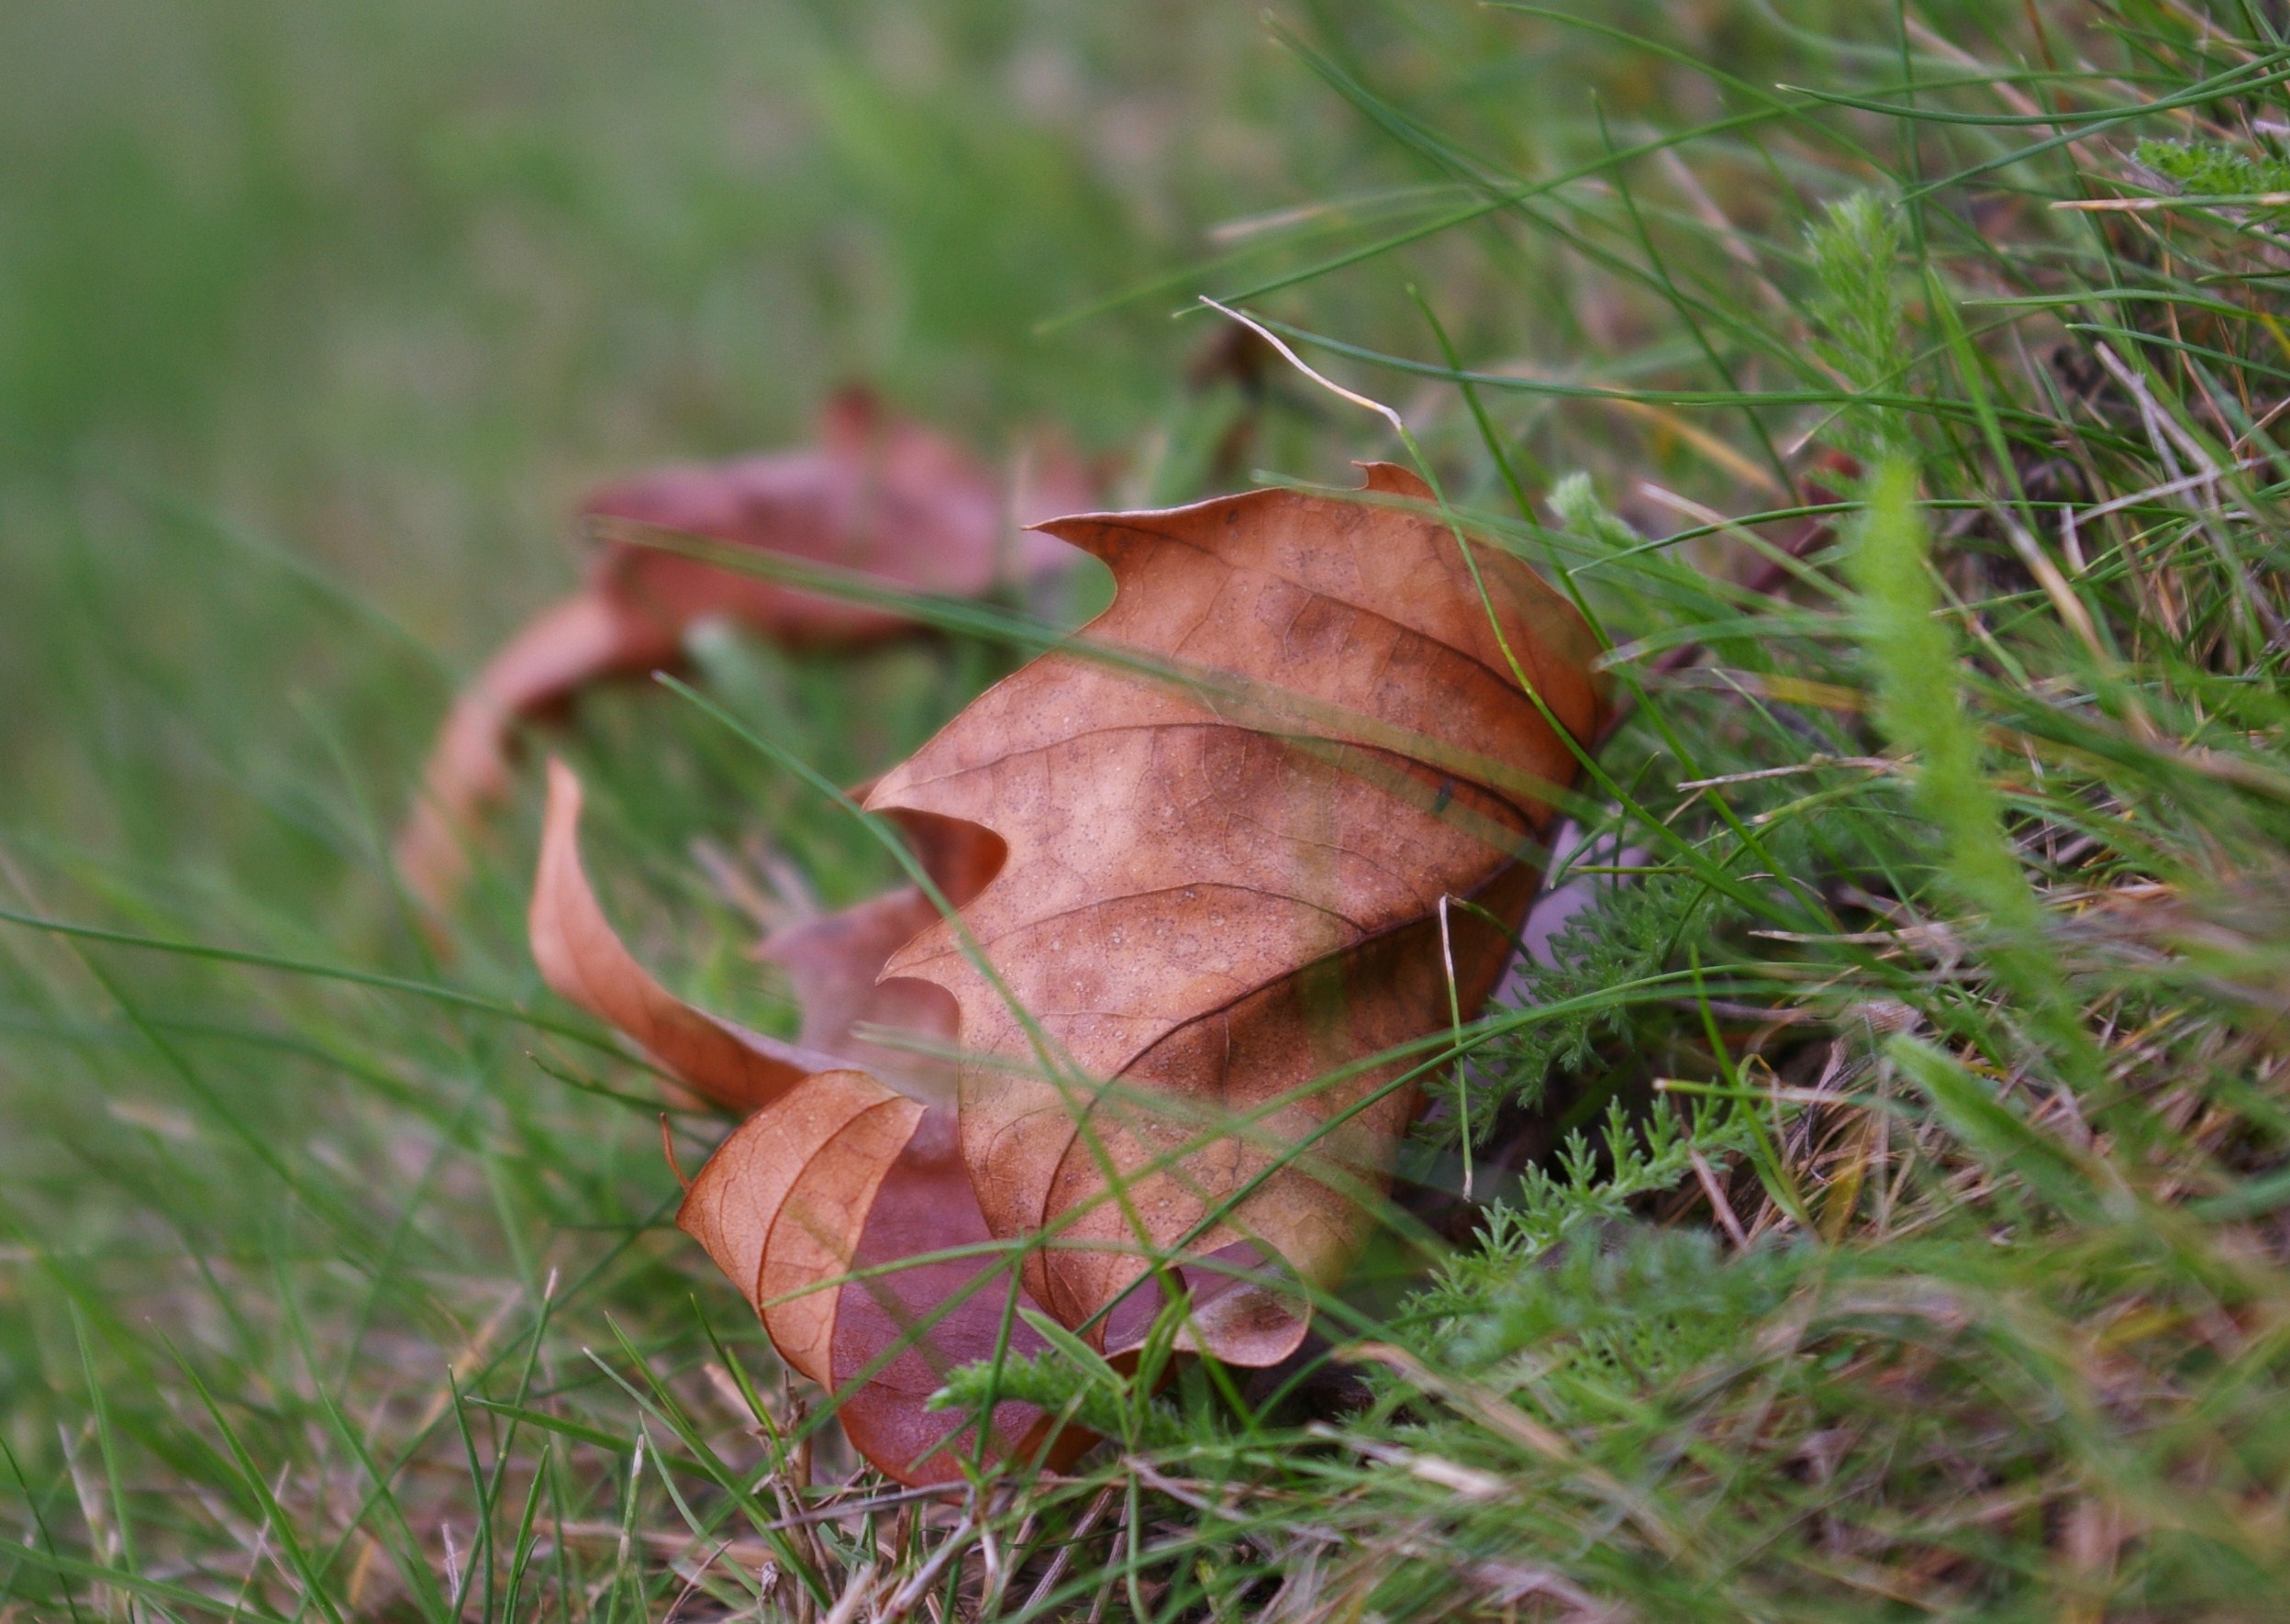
[535,763,1068,1485]
[528,465,1606,1485]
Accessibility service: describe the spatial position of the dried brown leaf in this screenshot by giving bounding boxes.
[534,764,1067,1485]
[528,465,1606,1484]
[398,389,1091,918]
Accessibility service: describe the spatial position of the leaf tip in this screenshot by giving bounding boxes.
[1355,461,1435,500]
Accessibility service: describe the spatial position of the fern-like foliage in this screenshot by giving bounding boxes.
[2136,137,2290,198]
[1441,869,1716,1143]
[1806,191,1908,461]
[1391,1103,1775,1468]
[1413,1099,1752,1342]
[929,1305,1194,1452]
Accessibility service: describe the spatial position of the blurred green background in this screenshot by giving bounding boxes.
[0,0,1786,1001]
[0,0,1328,875]
[0,0,1804,891]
